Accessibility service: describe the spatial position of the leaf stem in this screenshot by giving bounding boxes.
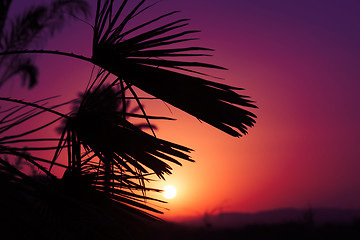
[0,97,69,118]
[0,49,92,63]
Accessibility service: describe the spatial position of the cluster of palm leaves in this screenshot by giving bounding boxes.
[0,0,257,239]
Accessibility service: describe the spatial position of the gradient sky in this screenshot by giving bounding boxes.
[3,0,360,221]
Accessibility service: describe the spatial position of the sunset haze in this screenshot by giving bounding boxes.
[2,0,359,222]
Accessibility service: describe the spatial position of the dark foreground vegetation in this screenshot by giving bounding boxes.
[0,0,257,239]
[144,220,360,240]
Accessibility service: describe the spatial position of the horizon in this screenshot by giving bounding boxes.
[2,0,360,222]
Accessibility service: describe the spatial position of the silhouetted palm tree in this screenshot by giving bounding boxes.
[0,0,89,88]
[0,0,258,239]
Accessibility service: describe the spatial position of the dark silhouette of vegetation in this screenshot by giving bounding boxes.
[143,220,360,240]
[0,0,89,88]
[143,208,360,240]
[0,0,257,239]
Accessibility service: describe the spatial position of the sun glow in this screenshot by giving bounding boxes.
[163,185,177,199]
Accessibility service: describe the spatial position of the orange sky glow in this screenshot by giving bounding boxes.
[2,0,360,222]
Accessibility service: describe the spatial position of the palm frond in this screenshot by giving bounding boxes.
[0,1,259,237]
[0,0,90,88]
[92,0,257,137]
[0,0,11,39]
[67,83,193,178]
[0,96,72,180]
[0,56,38,88]
[0,92,158,238]
[2,0,90,51]
[41,79,191,220]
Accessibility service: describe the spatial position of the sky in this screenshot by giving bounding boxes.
[3,0,360,221]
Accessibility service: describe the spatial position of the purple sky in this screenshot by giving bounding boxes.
[2,0,360,220]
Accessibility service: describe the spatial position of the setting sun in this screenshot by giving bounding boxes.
[163,185,177,199]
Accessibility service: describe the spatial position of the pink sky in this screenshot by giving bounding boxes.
[2,0,360,221]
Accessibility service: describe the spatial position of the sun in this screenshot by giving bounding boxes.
[162,185,177,199]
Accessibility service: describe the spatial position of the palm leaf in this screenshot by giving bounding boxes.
[69,85,193,179]
[92,0,257,137]
[0,96,72,179]
[44,80,192,220]
[0,0,11,40]
[0,0,90,88]
[0,1,259,236]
